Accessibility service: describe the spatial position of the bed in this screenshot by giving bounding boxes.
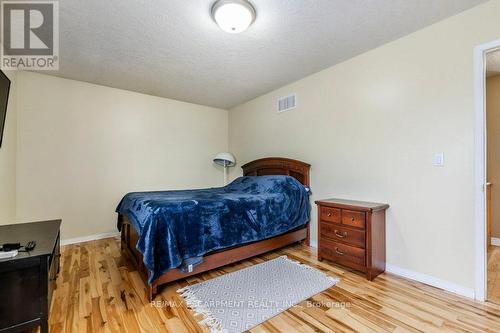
[117,157,311,300]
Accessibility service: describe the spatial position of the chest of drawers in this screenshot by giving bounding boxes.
[315,199,389,280]
[0,220,61,333]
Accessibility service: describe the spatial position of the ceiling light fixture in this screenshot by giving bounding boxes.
[211,0,256,34]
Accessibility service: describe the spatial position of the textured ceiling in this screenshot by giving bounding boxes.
[48,0,487,109]
[487,50,500,77]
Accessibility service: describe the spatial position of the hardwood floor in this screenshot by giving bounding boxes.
[42,237,500,333]
[488,245,500,303]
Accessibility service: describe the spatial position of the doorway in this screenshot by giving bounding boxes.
[486,49,500,303]
[474,39,500,302]
[474,40,500,302]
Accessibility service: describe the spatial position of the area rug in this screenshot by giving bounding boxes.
[177,256,338,333]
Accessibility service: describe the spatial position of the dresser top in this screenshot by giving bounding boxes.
[0,220,61,261]
[315,198,389,212]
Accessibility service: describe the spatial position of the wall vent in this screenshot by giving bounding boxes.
[277,94,297,113]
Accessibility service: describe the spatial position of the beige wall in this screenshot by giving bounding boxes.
[487,75,500,238]
[229,1,500,291]
[15,72,228,239]
[0,71,17,225]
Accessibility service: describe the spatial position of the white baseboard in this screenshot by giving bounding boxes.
[386,264,475,299]
[309,238,472,298]
[60,231,120,246]
[491,237,500,246]
[60,233,475,299]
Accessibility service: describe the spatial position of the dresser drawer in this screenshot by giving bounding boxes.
[316,198,389,281]
[320,207,341,223]
[320,239,366,267]
[320,223,365,248]
[342,210,366,229]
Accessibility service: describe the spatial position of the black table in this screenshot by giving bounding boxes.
[0,220,61,333]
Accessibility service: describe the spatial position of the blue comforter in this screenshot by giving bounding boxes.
[116,175,310,283]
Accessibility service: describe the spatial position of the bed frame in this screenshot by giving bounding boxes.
[119,157,311,300]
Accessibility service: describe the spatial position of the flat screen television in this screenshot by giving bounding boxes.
[0,70,11,148]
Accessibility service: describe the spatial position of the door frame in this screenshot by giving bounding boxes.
[474,38,500,301]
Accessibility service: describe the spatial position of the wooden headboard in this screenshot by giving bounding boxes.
[241,157,311,187]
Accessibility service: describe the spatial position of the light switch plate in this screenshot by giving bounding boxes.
[433,153,444,167]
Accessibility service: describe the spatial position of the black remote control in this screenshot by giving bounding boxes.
[1,243,21,251]
[25,240,36,251]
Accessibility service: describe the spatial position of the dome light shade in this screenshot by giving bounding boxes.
[213,152,235,167]
[211,0,256,34]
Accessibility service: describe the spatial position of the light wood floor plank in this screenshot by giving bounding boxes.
[33,238,500,333]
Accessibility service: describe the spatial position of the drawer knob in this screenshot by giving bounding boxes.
[327,212,332,217]
[334,230,347,238]
[335,247,345,256]
[351,217,355,221]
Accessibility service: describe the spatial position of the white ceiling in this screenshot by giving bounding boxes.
[487,50,500,77]
[50,0,486,109]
